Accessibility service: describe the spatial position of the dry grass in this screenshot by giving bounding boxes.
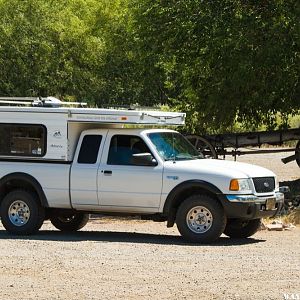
[263,208,300,226]
[282,208,300,225]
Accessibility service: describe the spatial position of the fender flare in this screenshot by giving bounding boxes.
[0,172,49,207]
[163,180,226,227]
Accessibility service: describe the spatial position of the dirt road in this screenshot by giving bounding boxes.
[0,152,299,300]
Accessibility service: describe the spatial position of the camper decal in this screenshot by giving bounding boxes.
[50,144,63,149]
[53,130,62,138]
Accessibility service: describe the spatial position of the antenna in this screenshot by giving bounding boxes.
[0,96,87,108]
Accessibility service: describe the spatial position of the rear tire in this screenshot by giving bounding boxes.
[224,218,261,238]
[0,190,45,235]
[50,211,89,232]
[176,194,226,243]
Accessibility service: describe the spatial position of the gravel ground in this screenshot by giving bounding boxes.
[0,150,299,300]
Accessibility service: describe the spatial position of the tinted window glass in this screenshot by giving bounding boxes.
[78,135,102,164]
[108,135,150,165]
[148,132,202,161]
[0,124,46,157]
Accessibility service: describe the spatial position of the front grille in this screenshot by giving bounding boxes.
[252,177,275,193]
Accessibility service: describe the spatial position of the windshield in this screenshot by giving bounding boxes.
[147,132,203,161]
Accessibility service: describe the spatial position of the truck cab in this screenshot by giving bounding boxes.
[68,128,284,242]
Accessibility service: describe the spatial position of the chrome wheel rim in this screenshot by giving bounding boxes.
[8,200,30,226]
[186,206,213,234]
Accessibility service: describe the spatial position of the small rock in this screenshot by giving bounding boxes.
[283,223,296,230]
[266,223,284,231]
[271,220,283,225]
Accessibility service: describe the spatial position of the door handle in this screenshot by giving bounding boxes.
[103,170,112,175]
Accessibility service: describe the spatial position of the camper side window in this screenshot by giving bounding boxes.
[0,124,46,157]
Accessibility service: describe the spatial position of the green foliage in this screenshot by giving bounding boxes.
[0,0,102,98]
[0,0,299,133]
[131,0,300,133]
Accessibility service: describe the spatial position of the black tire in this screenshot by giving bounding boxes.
[295,140,300,168]
[50,211,89,232]
[224,218,261,238]
[0,190,45,235]
[176,194,226,243]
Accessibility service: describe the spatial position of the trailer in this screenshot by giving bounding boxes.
[186,128,300,168]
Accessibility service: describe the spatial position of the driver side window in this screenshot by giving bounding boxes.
[107,135,151,165]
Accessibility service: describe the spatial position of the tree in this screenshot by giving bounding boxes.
[0,0,299,133]
[131,0,300,132]
[0,0,107,99]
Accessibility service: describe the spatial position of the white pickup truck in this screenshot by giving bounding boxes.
[0,98,284,242]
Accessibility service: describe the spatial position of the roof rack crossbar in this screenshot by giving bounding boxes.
[0,97,38,102]
[0,96,87,108]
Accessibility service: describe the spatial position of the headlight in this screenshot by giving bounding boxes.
[229,179,252,192]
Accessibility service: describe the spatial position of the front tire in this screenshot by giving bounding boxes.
[176,194,226,243]
[0,190,45,235]
[224,218,261,238]
[50,211,89,232]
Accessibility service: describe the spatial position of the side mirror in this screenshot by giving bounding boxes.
[131,153,158,166]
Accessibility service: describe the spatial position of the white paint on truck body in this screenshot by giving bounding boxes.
[0,161,71,208]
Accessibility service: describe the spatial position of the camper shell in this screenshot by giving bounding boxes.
[0,98,185,161]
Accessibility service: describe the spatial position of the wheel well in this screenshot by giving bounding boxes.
[0,173,48,208]
[164,181,224,228]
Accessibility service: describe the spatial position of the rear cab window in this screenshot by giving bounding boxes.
[78,135,102,164]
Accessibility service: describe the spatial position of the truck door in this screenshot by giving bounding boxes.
[71,130,108,208]
[97,133,163,211]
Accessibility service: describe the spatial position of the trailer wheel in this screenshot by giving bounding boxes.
[296,140,300,168]
[223,218,261,238]
[185,135,217,159]
[176,194,226,243]
[0,190,45,235]
[50,212,89,231]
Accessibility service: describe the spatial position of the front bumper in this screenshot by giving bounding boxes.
[219,192,284,220]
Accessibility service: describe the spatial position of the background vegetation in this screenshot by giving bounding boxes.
[0,0,299,133]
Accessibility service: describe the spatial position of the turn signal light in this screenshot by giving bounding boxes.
[229,179,239,191]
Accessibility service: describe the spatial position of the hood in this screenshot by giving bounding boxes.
[164,158,275,179]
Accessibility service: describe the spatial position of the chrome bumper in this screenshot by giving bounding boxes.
[226,192,284,204]
[221,192,284,219]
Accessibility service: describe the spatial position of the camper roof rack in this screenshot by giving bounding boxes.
[0,97,163,112]
[0,96,87,108]
[0,96,186,126]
